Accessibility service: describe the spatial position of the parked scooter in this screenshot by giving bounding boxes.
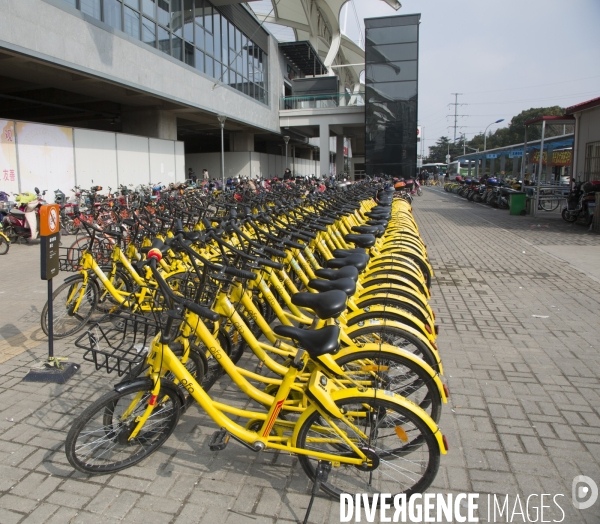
[2,188,47,242]
[561,180,600,226]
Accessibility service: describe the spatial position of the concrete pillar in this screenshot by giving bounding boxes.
[349,157,355,180]
[121,108,177,140]
[231,132,254,152]
[512,156,518,176]
[468,162,472,177]
[500,155,506,176]
[475,159,479,177]
[481,158,486,176]
[490,158,496,175]
[319,123,330,178]
[336,136,344,178]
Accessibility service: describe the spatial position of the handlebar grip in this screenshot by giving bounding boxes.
[255,257,284,270]
[223,266,258,281]
[263,246,287,258]
[181,299,220,322]
[283,239,305,250]
[293,230,315,240]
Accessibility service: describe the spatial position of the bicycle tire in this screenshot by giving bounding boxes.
[296,396,440,501]
[345,323,439,373]
[0,236,9,255]
[65,381,181,475]
[95,266,134,313]
[41,275,99,338]
[335,351,442,423]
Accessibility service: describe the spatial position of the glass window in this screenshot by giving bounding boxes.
[172,35,183,60]
[213,13,220,60]
[124,6,140,39]
[195,48,204,72]
[80,0,101,19]
[142,0,155,17]
[204,30,213,55]
[104,0,122,30]
[366,25,417,46]
[229,49,236,71]
[221,17,228,63]
[158,25,170,54]
[203,5,212,32]
[157,0,169,26]
[242,37,248,77]
[124,0,139,8]
[194,0,203,26]
[236,53,242,73]
[236,28,241,52]
[366,42,418,63]
[61,0,77,7]
[368,80,417,101]
[171,0,182,35]
[183,0,194,41]
[228,22,235,50]
[142,17,156,47]
[214,61,222,81]
[236,73,242,91]
[365,60,417,83]
[205,55,213,77]
[195,24,204,48]
[184,42,194,66]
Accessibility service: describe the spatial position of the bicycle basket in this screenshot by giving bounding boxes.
[59,246,85,272]
[74,311,160,376]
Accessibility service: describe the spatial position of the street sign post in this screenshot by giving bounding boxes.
[23,205,79,383]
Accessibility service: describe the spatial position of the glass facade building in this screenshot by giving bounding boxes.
[364,14,420,178]
[60,0,268,104]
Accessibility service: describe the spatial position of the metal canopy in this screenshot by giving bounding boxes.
[278,41,327,76]
[523,115,575,126]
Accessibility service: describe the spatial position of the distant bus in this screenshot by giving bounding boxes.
[447,160,475,179]
[420,163,447,175]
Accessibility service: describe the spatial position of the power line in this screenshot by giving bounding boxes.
[467,90,599,106]
[448,93,466,141]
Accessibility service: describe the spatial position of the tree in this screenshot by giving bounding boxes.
[424,136,464,164]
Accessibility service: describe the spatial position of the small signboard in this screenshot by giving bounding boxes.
[40,205,60,280]
[509,151,524,158]
[486,154,498,159]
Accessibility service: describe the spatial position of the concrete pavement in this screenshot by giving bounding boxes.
[0,190,599,523]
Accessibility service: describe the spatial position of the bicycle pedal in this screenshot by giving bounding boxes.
[208,428,230,451]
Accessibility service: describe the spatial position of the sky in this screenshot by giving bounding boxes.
[338,0,600,155]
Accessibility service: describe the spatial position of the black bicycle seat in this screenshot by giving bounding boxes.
[352,225,383,237]
[308,277,356,296]
[326,253,369,272]
[344,234,376,249]
[291,289,347,319]
[365,211,390,219]
[314,266,360,281]
[273,325,340,359]
[332,248,367,258]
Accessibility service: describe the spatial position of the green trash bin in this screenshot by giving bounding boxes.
[509,192,526,215]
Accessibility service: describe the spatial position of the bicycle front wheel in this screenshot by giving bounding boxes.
[0,236,9,255]
[296,396,440,501]
[65,382,181,475]
[41,275,99,338]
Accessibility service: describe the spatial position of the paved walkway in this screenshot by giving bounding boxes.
[0,191,599,523]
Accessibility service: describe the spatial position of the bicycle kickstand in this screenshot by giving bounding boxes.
[302,461,332,524]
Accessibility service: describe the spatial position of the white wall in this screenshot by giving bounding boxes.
[0,119,184,198]
[74,129,118,190]
[185,151,323,180]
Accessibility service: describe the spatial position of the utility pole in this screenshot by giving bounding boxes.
[448,93,467,142]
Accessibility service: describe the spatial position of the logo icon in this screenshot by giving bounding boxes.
[572,475,598,510]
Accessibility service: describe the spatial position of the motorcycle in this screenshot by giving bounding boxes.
[561,180,600,226]
[54,189,80,236]
[2,187,47,242]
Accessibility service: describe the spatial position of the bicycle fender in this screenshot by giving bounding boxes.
[113,377,187,407]
[346,307,435,343]
[291,387,447,455]
[354,292,432,322]
[63,272,86,285]
[332,343,447,404]
[344,319,443,375]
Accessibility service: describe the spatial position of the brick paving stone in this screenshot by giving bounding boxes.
[1,192,600,523]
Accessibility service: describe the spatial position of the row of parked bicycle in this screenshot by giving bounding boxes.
[443,176,600,225]
[43,180,447,507]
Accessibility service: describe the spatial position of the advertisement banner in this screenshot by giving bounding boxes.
[530,150,572,166]
[16,122,75,195]
[0,120,19,196]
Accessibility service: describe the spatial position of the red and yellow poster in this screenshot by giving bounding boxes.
[0,120,19,195]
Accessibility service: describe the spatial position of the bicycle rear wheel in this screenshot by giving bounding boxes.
[41,275,99,338]
[0,236,9,255]
[65,382,181,475]
[296,396,440,501]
